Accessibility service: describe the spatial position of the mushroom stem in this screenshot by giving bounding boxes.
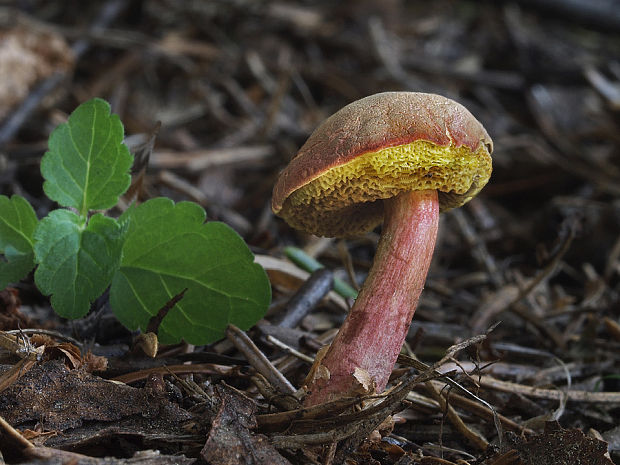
[304,189,439,406]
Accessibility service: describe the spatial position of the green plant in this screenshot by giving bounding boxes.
[283,245,358,299]
[0,98,271,344]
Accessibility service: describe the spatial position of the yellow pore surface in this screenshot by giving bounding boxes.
[283,139,492,237]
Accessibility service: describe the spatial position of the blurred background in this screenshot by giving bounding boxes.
[0,0,619,462]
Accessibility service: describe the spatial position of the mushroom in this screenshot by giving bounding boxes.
[272,92,493,406]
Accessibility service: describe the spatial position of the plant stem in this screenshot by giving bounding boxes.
[284,246,358,299]
[303,189,439,406]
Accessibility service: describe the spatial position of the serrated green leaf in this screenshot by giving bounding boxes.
[0,195,38,288]
[33,210,126,318]
[41,98,133,215]
[109,198,271,345]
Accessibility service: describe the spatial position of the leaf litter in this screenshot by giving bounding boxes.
[0,1,620,464]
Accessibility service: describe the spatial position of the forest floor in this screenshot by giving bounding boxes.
[0,1,619,464]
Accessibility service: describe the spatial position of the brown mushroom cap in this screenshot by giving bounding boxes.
[272,92,493,237]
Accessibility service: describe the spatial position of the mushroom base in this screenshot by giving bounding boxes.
[303,189,439,406]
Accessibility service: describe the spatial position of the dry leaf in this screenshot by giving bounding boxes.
[0,25,73,119]
[512,421,614,465]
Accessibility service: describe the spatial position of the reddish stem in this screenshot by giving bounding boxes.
[304,189,439,406]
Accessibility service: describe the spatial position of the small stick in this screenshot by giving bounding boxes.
[484,221,576,348]
[0,330,31,356]
[0,414,34,451]
[0,330,45,365]
[508,222,575,308]
[251,373,299,411]
[146,288,188,334]
[406,390,532,435]
[112,363,234,384]
[276,268,333,328]
[266,335,314,363]
[452,208,503,287]
[0,0,128,146]
[226,324,296,395]
[0,74,64,146]
[0,357,39,393]
[477,376,620,403]
[424,380,489,450]
[122,121,160,205]
[398,353,505,447]
[284,246,358,299]
[337,239,360,291]
[5,328,82,349]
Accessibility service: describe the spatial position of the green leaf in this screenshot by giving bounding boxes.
[0,195,38,288]
[110,198,271,345]
[41,98,133,215]
[33,210,126,318]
